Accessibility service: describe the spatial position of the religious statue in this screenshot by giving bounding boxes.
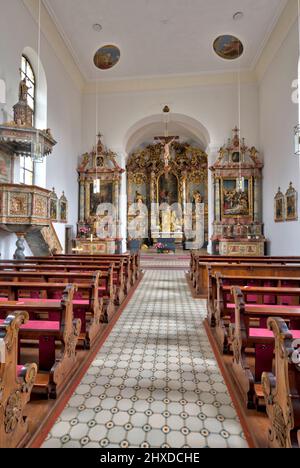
[156,136,178,173]
[193,191,202,204]
[171,209,182,232]
[161,206,172,233]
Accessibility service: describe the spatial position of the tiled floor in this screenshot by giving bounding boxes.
[42,269,248,449]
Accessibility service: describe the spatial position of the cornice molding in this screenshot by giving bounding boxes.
[255,0,298,82]
[23,0,85,91]
[83,70,257,95]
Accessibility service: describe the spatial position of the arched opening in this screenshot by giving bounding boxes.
[123,114,211,251]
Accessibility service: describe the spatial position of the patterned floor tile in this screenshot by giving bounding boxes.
[42,269,248,449]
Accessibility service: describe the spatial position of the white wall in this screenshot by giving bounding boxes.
[82,82,260,250]
[0,0,82,259]
[259,21,300,255]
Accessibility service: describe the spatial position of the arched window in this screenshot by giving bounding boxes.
[20,55,35,185]
[21,55,35,115]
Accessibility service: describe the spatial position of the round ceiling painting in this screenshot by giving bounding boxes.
[213,35,244,60]
[93,45,121,70]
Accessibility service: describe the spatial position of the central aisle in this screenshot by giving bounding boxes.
[43,270,248,449]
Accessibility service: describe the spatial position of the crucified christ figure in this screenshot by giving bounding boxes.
[155,136,178,172]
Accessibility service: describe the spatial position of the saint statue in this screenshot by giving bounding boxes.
[19,78,29,102]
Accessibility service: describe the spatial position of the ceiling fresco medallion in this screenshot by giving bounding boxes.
[213,35,244,60]
[93,45,121,70]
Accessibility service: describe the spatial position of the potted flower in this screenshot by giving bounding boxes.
[155,242,165,253]
[79,226,90,238]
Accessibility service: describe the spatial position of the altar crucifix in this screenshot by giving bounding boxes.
[154,136,179,173]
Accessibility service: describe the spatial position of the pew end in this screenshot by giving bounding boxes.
[262,317,300,449]
[0,312,37,448]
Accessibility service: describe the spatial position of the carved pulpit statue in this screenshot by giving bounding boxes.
[76,134,124,254]
[210,128,266,256]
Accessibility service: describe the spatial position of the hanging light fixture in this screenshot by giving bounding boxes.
[294,0,300,155]
[31,0,44,164]
[236,40,245,192]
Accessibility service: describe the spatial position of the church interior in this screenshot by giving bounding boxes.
[1,0,300,450]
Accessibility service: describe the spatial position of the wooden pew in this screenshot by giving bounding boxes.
[0,273,103,349]
[208,272,300,326]
[0,260,126,306]
[261,317,300,449]
[0,269,115,323]
[190,252,300,285]
[190,254,300,296]
[231,287,300,410]
[0,285,81,399]
[198,263,300,297]
[26,252,141,285]
[0,311,37,448]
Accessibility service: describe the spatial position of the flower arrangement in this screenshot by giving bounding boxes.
[79,226,90,237]
[155,242,165,253]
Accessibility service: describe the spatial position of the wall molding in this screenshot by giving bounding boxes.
[23,0,85,91]
[255,0,298,82]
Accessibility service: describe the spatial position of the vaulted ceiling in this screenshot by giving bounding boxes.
[43,0,287,81]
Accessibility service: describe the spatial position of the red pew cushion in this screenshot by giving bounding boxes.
[250,328,300,339]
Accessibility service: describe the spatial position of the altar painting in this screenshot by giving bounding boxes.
[221,178,251,218]
[158,173,179,206]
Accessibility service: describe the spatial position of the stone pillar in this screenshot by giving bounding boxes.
[14,233,26,260]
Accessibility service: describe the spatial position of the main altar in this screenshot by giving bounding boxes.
[76,135,124,254]
[126,141,208,249]
[210,128,266,256]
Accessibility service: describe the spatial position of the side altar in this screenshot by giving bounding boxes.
[76,135,124,254]
[210,128,266,256]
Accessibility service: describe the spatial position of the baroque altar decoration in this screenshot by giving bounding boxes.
[76,134,124,254]
[210,127,266,257]
[126,141,208,249]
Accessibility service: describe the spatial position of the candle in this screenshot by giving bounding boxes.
[91,234,93,243]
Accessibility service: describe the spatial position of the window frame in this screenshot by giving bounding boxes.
[20,55,36,185]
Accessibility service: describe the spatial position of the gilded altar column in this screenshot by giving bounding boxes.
[85,181,90,221]
[215,177,221,223]
[150,171,157,234]
[253,177,261,223]
[115,178,120,239]
[79,179,85,222]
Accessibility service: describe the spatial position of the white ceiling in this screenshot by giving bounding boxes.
[43,0,287,81]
